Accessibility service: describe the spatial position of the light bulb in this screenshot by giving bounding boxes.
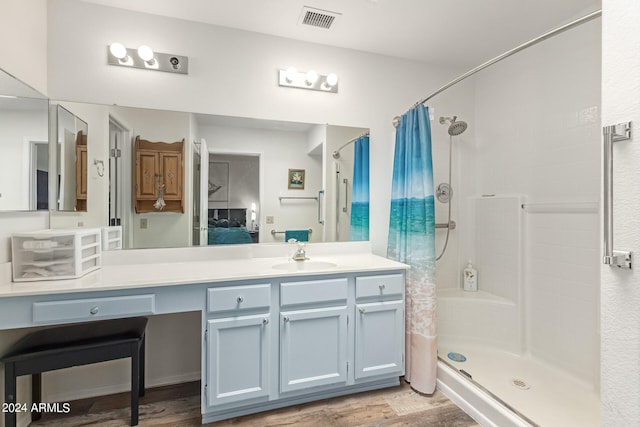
[285,67,297,83]
[137,45,155,62]
[109,42,128,59]
[305,70,319,86]
[325,73,338,87]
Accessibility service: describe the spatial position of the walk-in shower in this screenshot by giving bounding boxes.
[419,9,601,427]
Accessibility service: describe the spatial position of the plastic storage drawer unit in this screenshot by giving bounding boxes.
[11,228,102,282]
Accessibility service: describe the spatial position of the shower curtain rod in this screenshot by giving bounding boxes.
[333,131,370,155]
[407,9,601,110]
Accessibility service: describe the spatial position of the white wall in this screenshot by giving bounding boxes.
[460,19,601,385]
[201,124,323,243]
[46,0,465,256]
[601,1,640,425]
[0,0,47,94]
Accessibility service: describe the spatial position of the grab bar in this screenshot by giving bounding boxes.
[521,202,598,214]
[271,228,313,236]
[279,196,318,201]
[603,121,632,269]
[435,220,456,230]
[342,178,349,213]
[318,190,325,225]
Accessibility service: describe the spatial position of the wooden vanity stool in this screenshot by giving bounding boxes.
[1,317,148,427]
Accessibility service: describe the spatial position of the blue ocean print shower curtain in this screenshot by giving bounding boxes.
[350,135,370,241]
[387,104,437,394]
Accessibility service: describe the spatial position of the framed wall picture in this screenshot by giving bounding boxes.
[209,162,229,202]
[288,169,305,190]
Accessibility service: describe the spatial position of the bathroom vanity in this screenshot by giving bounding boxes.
[0,242,407,423]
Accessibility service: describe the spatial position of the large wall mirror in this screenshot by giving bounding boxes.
[0,69,49,212]
[50,102,370,250]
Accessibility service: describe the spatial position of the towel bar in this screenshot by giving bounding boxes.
[271,228,313,236]
[278,196,318,201]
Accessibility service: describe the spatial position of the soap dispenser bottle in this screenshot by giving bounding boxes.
[463,261,478,292]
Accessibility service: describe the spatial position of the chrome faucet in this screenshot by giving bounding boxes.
[292,242,307,261]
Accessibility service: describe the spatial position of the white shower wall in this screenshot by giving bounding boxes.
[458,18,601,386]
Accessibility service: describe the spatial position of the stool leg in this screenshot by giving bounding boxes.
[130,344,140,426]
[4,362,17,427]
[31,373,42,421]
[139,334,146,397]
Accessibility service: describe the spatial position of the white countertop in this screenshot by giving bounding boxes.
[0,243,408,298]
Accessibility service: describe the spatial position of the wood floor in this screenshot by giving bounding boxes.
[32,380,480,427]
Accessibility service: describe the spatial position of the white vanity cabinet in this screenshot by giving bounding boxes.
[0,247,408,425]
[354,274,405,379]
[205,284,272,408]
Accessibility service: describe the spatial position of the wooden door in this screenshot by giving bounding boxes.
[136,150,159,200]
[160,152,182,200]
[75,144,88,211]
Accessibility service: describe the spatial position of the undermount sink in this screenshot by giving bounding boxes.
[272,260,337,271]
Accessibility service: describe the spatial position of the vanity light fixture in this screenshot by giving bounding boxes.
[305,70,319,86]
[137,45,157,67]
[285,67,298,83]
[278,68,338,93]
[107,42,189,74]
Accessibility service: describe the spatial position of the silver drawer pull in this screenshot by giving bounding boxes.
[237,296,244,304]
[283,316,290,322]
[379,284,386,291]
[89,306,99,315]
[263,318,269,325]
[359,308,365,314]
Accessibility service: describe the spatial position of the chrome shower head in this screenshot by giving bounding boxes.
[439,116,468,136]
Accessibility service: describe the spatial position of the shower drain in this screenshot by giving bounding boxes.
[510,378,531,390]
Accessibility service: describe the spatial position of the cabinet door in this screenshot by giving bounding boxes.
[136,150,159,199]
[160,152,182,200]
[280,306,348,393]
[75,145,87,199]
[355,300,404,379]
[206,315,270,407]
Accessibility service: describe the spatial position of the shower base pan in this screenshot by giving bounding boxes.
[436,343,599,427]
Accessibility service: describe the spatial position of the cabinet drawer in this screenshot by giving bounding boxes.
[33,294,155,324]
[208,284,270,314]
[280,278,347,307]
[356,274,404,301]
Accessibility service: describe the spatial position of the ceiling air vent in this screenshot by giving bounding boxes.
[299,6,341,30]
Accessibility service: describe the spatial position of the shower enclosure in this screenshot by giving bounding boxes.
[430,12,601,427]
